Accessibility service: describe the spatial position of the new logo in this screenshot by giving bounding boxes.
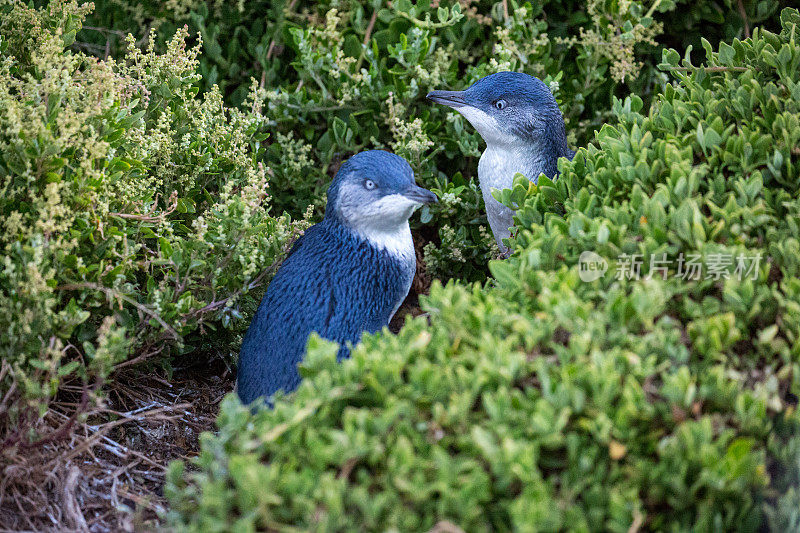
[578,251,608,282]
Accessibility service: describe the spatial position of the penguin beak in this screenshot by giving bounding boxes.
[426,90,467,109]
[403,185,438,205]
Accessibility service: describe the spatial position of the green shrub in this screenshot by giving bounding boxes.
[77,0,786,281]
[165,9,800,531]
[0,0,297,443]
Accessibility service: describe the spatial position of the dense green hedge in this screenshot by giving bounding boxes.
[0,1,297,442]
[76,0,788,281]
[165,9,800,531]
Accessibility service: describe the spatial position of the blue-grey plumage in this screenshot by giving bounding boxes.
[237,150,438,404]
[427,71,575,252]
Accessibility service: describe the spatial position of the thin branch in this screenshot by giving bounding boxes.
[18,382,90,449]
[364,7,380,47]
[187,228,302,320]
[662,66,750,72]
[258,0,299,87]
[109,190,178,223]
[281,102,359,112]
[187,260,277,317]
[62,466,89,532]
[259,40,278,89]
[645,0,664,19]
[355,4,381,72]
[737,0,751,39]
[81,25,128,37]
[111,345,166,371]
[56,282,179,340]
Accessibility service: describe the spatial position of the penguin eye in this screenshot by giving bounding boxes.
[364,179,376,190]
[494,99,507,110]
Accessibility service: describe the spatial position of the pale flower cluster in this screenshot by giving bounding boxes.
[385,92,434,163]
[557,0,663,83]
[274,132,315,175]
[488,6,550,74]
[437,192,464,217]
[423,225,466,278]
[293,9,361,104]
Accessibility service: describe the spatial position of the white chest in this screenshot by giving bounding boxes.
[477,145,541,192]
[476,145,546,250]
[358,222,415,320]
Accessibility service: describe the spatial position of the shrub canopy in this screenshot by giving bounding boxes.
[165,9,800,532]
[0,0,294,442]
[79,0,789,282]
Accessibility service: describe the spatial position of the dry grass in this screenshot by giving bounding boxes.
[0,358,233,532]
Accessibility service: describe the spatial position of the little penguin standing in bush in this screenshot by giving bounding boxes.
[428,72,575,252]
[237,150,438,404]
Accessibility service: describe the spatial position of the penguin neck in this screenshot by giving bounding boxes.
[480,125,570,187]
[354,220,415,261]
[324,216,415,263]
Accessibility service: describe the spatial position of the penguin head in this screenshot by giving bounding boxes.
[326,150,437,237]
[427,71,563,147]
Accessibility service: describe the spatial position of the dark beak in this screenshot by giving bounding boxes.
[404,185,438,205]
[426,90,467,108]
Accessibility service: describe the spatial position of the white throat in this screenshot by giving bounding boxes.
[356,220,415,259]
[339,192,418,260]
[455,106,543,186]
[455,106,518,146]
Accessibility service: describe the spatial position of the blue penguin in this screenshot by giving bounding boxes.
[237,150,437,404]
[427,71,575,252]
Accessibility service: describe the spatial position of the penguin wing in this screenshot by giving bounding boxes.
[236,224,355,403]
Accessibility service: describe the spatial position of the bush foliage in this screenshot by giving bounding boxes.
[165,9,800,531]
[77,0,789,281]
[3,0,798,529]
[0,0,297,443]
